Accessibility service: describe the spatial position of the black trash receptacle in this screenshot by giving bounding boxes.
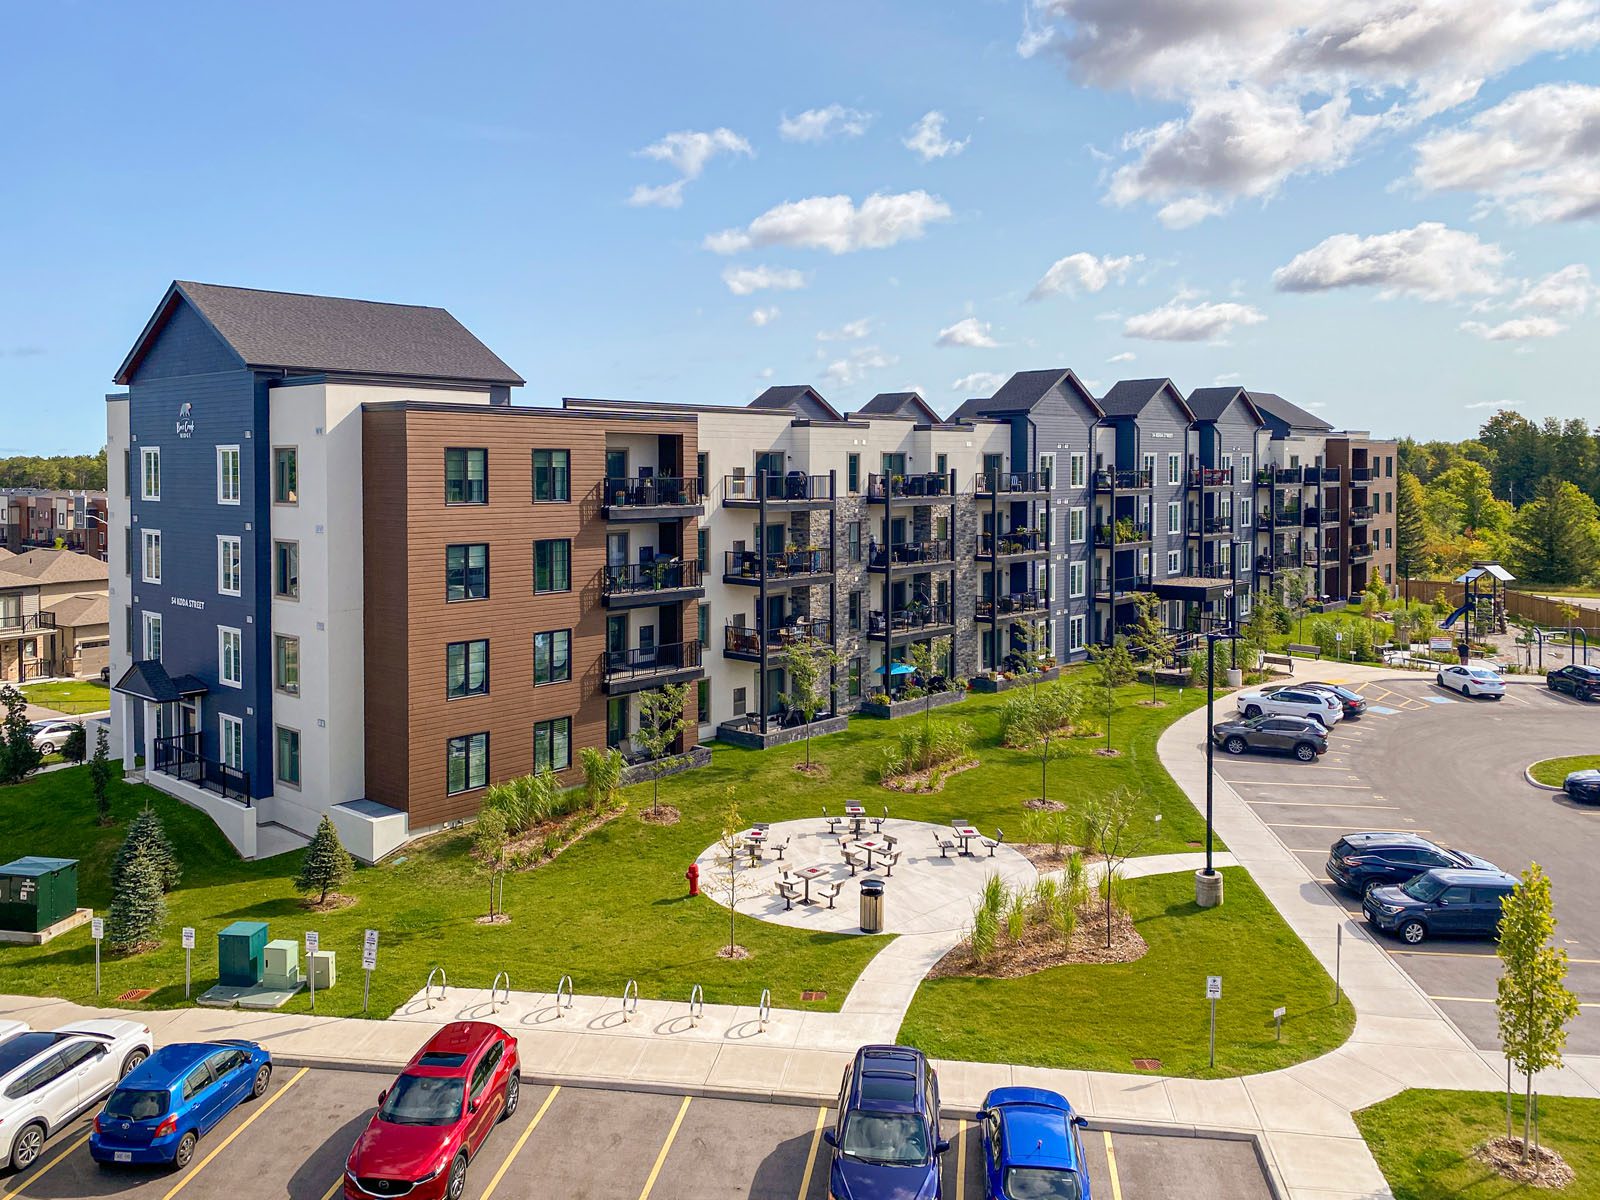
[859,878,885,934]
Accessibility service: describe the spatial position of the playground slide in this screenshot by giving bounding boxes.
[1441,604,1469,629]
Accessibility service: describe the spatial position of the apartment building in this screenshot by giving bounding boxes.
[0,491,108,558]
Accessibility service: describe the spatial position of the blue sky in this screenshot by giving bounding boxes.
[3,0,1598,455]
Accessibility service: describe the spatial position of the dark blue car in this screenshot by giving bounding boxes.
[90,1040,272,1168]
[1363,868,1518,945]
[978,1087,1092,1199]
[824,1045,948,1200]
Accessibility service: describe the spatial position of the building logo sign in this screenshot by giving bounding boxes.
[176,402,195,439]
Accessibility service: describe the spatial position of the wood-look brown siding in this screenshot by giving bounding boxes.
[363,406,700,827]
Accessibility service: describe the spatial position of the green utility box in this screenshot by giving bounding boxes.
[217,921,269,987]
[0,857,78,934]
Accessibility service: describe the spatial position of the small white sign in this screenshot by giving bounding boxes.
[1206,975,1222,1000]
[305,931,319,954]
[1335,631,1344,641]
[1273,1006,1287,1020]
[181,927,195,950]
[91,917,104,941]
[362,928,379,971]
[363,928,379,951]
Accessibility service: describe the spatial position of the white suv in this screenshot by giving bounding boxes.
[0,1020,152,1170]
[1236,687,1342,727]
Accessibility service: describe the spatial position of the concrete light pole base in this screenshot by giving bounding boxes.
[1195,869,1224,908]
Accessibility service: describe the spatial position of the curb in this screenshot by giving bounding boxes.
[1524,765,1564,792]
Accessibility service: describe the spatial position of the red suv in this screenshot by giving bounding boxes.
[344,1022,520,1200]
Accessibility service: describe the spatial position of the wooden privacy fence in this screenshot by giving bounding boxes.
[1405,578,1600,635]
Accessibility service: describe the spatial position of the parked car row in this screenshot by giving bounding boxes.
[1213,680,1367,763]
[1325,831,1516,946]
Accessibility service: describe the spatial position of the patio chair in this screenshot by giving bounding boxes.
[872,807,889,833]
[878,849,903,877]
[815,880,845,909]
[822,808,842,835]
[933,832,957,858]
[980,829,1005,857]
[769,835,791,861]
[774,878,801,911]
[841,844,867,875]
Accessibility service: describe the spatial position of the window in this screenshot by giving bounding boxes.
[1241,454,1252,481]
[274,540,299,599]
[1068,614,1086,650]
[274,634,299,695]
[445,733,487,794]
[847,522,861,563]
[533,539,571,593]
[1167,550,1181,575]
[733,687,747,717]
[447,639,490,698]
[141,447,160,500]
[1167,453,1181,485]
[696,452,708,496]
[143,611,162,659]
[1386,455,1394,478]
[217,446,241,504]
[534,718,571,773]
[847,453,860,493]
[1141,452,1155,480]
[217,535,241,596]
[276,726,301,788]
[1069,561,1086,597]
[446,543,489,601]
[1385,527,1393,548]
[218,626,242,688]
[1038,453,1055,488]
[1167,501,1181,534]
[1385,491,1393,514]
[697,606,709,649]
[220,715,244,772]
[141,528,162,583]
[273,447,298,504]
[532,449,570,502]
[1069,507,1086,543]
[848,590,862,632]
[1068,453,1086,488]
[696,679,711,724]
[123,448,130,498]
[533,630,571,685]
[445,448,488,504]
[697,528,708,570]
[1241,497,1253,527]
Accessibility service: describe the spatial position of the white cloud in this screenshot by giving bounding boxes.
[822,345,897,386]
[628,127,752,208]
[720,265,808,296]
[704,191,953,255]
[1464,399,1517,409]
[779,105,872,142]
[750,307,781,327]
[1460,316,1567,340]
[1514,264,1596,315]
[952,371,1007,395]
[1123,298,1266,342]
[758,367,775,379]
[935,317,1000,348]
[817,318,872,342]
[1029,252,1142,300]
[1213,372,1242,384]
[1107,351,1136,363]
[904,112,970,161]
[1412,84,1600,223]
[1272,222,1508,301]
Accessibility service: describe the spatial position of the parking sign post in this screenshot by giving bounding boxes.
[1206,976,1222,1068]
[91,917,104,996]
[1273,1006,1286,1042]
[362,929,379,1014]
[305,931,319,1010]
[182,927,195,999]
[1334,922,1343,1004]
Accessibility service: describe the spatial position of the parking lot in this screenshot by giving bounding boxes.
[1219,672,1600,1054]
[2,1065,1274,1200]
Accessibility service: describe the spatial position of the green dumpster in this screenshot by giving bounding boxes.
[217,921,269,987]
[0,857,78,934]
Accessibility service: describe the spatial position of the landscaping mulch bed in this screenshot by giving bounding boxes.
[1002,723,1080,752]
[636,804,681,827]
[304,893,357,913]
[473,913,512,926]
[1023,798,1067,812]
[927,904,1147,980]
[716,944,751,960]
[1092,747,1122,758]
[881,757,980,794]
[1014,842,1099,871]
[793,763,830,779]
[503,804,628,865]
[1474,1135,1574,1188]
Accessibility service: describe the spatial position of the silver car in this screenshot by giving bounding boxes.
[27,719,81,756]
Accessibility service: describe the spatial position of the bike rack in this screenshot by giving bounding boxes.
[622,979,639,1022]
[688,984,705,1027]
[490,971,511,1013]
[554,974,573,1017]
[424,967,448,1009]
[758,988,772,1033]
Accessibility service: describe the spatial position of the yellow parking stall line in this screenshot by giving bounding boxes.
[1267,823,1430,833]
[1393,949,1600,964]
[1102,1131,1124,1200]
[0,1130,91,1200]
[637,1095,692,1200]
[163,1066,309,1200]
[795,1106,828,1200]
[1430,995,1600,1009]
[318,1179,343,1200]
[954,1118,967,1200]
[480,1085,562,1200]
[1233,781,1374,790]
[1246,800,1397,809]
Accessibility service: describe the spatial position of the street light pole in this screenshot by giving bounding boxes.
[1205,631,1216,876]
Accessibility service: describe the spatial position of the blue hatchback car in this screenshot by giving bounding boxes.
[90,1041,272,1169]
[978,1087,1092,1200]
[824,1045,949,1200]
[1363,868,1519,945]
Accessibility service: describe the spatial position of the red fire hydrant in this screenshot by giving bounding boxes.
[686,862,700,897]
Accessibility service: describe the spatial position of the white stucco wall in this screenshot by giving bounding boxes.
[106,397,131,763]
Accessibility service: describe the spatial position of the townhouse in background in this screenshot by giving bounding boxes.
[0,490,109,558]
[105,281,1395,864]
[0,547,111,681]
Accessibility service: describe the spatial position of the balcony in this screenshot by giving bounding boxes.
[975,590,1048,621]
[1273,506,1302,524]
[1255,514,1276,532]
[601,476,705,522]
[1187,515,1235,537]
[1254,470,1275,488]
[867,472,955,503]
[867,605,955,641]
[1349,544,1374,561]
[1188,467,1233,488]
[1275,467,1304,484]
[1349,467,1374,482]
[0,611,56,637]
[1303,549,1321,566]
[723,619,833,663]
[1091,468,1154,493]
[602,639,704,695]
[1257,553,1301,572]
[976,530,1047,559]
[975,470,1051,496]
[723,548,833,587]
[601,559,705,608]
[721,473,834,509]
[1321,506,1342,525]
[868,540,954,572]
[1093,573,1152,599]
[1318,466,1342,482]
[153,733,251,805]
[1093,522,1153,547]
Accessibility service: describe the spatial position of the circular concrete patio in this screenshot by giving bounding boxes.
[692,816,1037,935]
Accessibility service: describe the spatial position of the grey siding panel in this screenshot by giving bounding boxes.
[131,301,244,380]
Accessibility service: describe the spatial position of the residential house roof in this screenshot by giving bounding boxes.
[1186,386,1265,425]
[951,369,1103,420]
[1099,378,1196,420]
[45,594,109,628]
[855,392,944,423]
[1245,390,1332,433]
[0,548,109,588]
[749,385,846,422]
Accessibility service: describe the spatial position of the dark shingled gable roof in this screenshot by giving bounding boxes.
[856,391,943,423]
[1186,386,1264,425]
[116,281,524,386]
[951,368,1102,420]
[1099,378,1195,420]
[1245,390,1333,433]
[749,385,845,422]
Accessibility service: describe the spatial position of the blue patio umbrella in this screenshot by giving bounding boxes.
[875,662,914,676]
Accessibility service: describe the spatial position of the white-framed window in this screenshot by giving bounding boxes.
[1068,614,1086,651]
[141,447,161,500]
[1219,493,1233,519]
[1140,548,1152,576]
[143,611,162,659]
[1219,542,1232,569]
[218,626,243,688]
[1068,507,1086,543]
[1069,561,1086,597]
[1167,501,1181,534]
[1037,453,1055,488]
[141,528,162,583]
[1068,453,1086,489]
[1241,497,1253,527]
[217,445,241,504]
[1241,454,1252,481]
[1167,549,1181,575]
[1221,454,1233,473]
[220,714,244,772]
[217,535,242,596]
[1167,453,1181,485]
[1141,452,1155,481]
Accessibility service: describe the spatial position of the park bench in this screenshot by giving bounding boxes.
[1286,643,1322,660]
[1262,652,1295,674]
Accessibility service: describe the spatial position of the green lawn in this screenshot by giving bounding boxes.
[898,868,1354,1078]
[1529,755,1600,787]
[0,677,1223,1026]
[21,678,111,714]
[1357,1089,1600,1199]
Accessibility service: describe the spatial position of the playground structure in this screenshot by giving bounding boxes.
[1439,563,1513,642]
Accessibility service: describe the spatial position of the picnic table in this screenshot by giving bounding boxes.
[844,803,867,836]
[792,864,830,903]
[743,828,767,861]
[952,824,980,857]
[854,838,891,870]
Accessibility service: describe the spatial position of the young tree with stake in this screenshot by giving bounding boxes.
[633,682,693,817]
[89,725,114,825]
[1125,592,1173,703]
[473,807,509,920]
[779,635,842,771]
[1087,637,1133,752]
[907,634,953,733]
[1081,787,1147,949]
[710,791,759,958]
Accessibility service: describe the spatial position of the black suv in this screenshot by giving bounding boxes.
[1326,832,1497,897]
[1212,714,1328,762]
[1547,664,1600,702]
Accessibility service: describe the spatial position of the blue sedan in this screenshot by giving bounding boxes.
[91,1041,272,1168]
[978,1087,1092,1199]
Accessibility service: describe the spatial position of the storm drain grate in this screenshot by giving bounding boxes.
[117,989,155,1002]
[1131,1058,1162,1071]
[801,990,828,1002]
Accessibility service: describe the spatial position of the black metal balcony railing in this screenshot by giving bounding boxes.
[868,605,954,634]
[602,476,701,509]
[1255,514,1276,532]
[868,540,953,569]
[975,470,1051,495]
[1093,573,1152,596]
[1349,544,1374,561]
[1302,508,1321,527]
[1349,504,1375,522]
[724,620,833,658]
[975,590,1047,619]
[604,639,702,682]
[602,559,703,596]
[1092,468,1154,492]
[867,472,953,500]
[1349,467,1374,482]
[976,530,1046,557]
[1273,506,1302,524]
[1188,515,1235,535]
[0,611,56,634]
[723,548,833,580]
[1275,467,1304,484]
[1303,549,1321,565]
[1188,467,1233,487]
[722,473,833,503]
[1093,523,1153,547]
[1321,506,1342,524]
[1319,466,1342,482]
[153,733,251,805]
[1257,553,1301,572]
[1254,470,1274,487]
